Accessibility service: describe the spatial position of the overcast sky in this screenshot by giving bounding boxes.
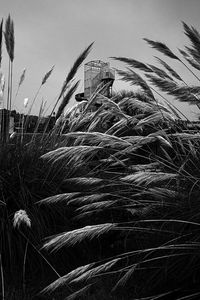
[1,0,200,119]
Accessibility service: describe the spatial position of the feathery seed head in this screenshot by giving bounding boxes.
[4,15,15,62]
[0,19,3,66]
[41,65,54,85]
[13,209,31,229]
[23,97,29,108]
[10,131,17,139]
[19,68,26,86]
[0,73,5,91]
[111,57,153,73]
[117,68,155,100]
[155,56,182,81]
[0,89,3,104]
[58,42,93,100]
[144,38,179,60]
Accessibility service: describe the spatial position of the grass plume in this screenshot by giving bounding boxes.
[57,42,93,101]
[143,38,179,60]
[0,19,3,67]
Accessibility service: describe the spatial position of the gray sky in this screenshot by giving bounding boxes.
[1,0,200,119]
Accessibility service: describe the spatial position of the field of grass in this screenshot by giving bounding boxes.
[1,15,200,300]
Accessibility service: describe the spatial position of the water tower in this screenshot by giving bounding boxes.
[75,60,115,102]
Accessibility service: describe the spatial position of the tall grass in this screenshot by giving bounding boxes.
[39,22,200,300]
[0,14,94,298]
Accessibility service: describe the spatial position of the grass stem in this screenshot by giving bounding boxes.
[0,253,5,300]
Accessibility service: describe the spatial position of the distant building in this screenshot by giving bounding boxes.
[75,60,115,102]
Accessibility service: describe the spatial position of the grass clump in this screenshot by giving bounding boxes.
[0,14,94,299]
[40,21,200,300]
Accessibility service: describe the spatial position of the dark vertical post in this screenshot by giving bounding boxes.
[0,109,10,143]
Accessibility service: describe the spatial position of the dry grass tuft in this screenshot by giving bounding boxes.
[43,223,116,252]
[13,210,31,229]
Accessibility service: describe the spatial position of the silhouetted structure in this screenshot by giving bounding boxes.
[0,109,56,138]
[75,60,115,102]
